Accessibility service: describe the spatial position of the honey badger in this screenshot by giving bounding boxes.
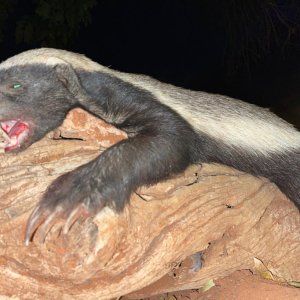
[0,48,299,245]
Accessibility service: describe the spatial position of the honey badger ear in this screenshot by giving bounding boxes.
[46,57,82,97]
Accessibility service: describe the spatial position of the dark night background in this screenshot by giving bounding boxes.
[0,0,300,126]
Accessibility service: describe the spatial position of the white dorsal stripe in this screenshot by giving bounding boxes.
[1,48,300,155]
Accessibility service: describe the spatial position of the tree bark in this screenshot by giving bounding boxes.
[0,108,299,299]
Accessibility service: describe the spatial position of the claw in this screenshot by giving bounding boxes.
[35,206,63,244]
[25,205,47,246]
[25,203,91,245]
[63,204,89,234]
[25,205,64,245]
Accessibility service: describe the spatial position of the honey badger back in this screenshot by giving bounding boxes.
[0,48,298,244]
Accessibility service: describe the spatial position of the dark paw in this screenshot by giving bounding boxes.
[25,170,105,245]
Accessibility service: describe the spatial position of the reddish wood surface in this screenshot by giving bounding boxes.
[0,108,299,299]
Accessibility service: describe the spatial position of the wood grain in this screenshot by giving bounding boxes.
[0,108,299,299]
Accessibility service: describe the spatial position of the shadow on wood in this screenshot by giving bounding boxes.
[0,108,299,299]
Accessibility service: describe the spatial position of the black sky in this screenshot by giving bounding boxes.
[1,0,300,113]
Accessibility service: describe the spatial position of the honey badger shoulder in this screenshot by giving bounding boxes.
[0,48,298,244]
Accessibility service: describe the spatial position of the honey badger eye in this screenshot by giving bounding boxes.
[12,83,22,89]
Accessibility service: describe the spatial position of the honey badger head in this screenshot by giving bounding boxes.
[0,49,86,151]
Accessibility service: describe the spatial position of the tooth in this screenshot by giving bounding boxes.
[0,127,10,152]
[0,127,10,142]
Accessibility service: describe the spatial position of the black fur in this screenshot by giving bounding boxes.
[198,132,300,208]
[40,68,200,212]
[0,62,298,244]
[77,70,300,209]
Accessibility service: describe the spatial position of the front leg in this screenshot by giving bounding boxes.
[25,132,193,244]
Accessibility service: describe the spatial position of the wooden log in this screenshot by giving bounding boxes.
[0,108,299,299]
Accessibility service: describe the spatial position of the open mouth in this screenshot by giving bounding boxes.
[0,120,30,151]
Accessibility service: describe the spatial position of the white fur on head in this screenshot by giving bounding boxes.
[44,57,68,66]
[0,48,105,72]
